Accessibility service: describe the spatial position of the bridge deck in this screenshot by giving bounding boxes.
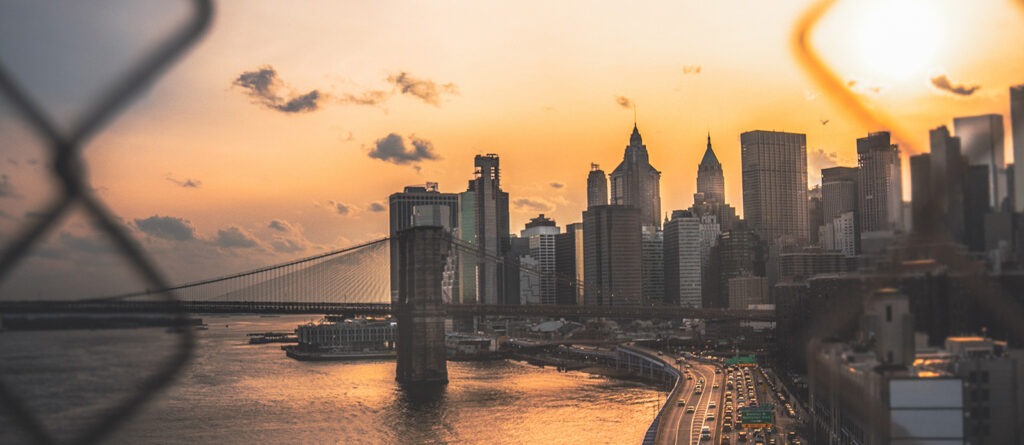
[0,301,775,321]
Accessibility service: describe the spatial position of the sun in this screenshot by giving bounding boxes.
[853,0,944,82]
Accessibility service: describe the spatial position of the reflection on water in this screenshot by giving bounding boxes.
[0,315,660,445]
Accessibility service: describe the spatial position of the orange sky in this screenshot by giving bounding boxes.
[1,0,1023,297]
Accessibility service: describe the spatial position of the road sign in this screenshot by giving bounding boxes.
[725,354,757,367]
[739,405,774,428]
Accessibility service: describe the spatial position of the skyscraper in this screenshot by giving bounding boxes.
[740,130,809,245]
[910,153,933,235]
[965,165,991,252]
[458,154,510,305]
[692,134,739,232]
[857,131,903,233]
[663,210,701,307]
[582,205,642,306]
[930,126,965,243]
[554,223,584,305]
[954,114,1005,208]
[388,183,459,303]
[610,124,662,229]
[641,227,664,304]
[521,214,559,305]
[1012,85,1024,212]
[697,134,725,204]
[587,163,608,208]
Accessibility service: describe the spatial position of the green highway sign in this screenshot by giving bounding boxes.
[725,354,757,367]
[739,405,774,427]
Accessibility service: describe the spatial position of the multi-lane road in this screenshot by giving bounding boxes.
[657,353,807,445]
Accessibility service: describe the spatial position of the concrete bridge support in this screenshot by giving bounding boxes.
[395,226,449,386]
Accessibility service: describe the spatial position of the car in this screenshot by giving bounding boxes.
[722,438,731,445]
[713,383,720,388]
[677,400,685,407]
[768,439,776,445]
[723,424,732,432]
[685,406,695,413]
[706,413,715,421]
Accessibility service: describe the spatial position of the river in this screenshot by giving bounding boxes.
[0,315,663,444]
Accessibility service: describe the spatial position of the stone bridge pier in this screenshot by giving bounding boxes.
[395,226,449,386]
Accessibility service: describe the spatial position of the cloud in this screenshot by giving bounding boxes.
[338,90,390,106]
[268,219,293,232]
[368,202,387,212]
[387,72,457,106]
[59,232,113,255]
[134,215,196,241]
[513,197,553,212]
[166,176,202,188]
[0,174,20,198]
[808,148,840,172]
[682,65,702,74]
[328,200,351,215]
[276,90,321,113]
[233,66,322,113]
[615,96,633,109]
[549,182,564,189]
[368,133,440,165]
[213,226,260,249]
[930,74,980,96]
[265,219,319,253]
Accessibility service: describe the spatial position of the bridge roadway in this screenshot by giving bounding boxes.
[0,301,776,321]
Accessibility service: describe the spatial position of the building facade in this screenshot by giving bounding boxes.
[610,124,662,229]
[1012,85,1024,212]
[857,132,903,234]
[740,130,809,245]
[664,210,701,307]
[458,154,510,305]
[955,114,1005,208]
[587,163,608,208]
[582,205,642,306]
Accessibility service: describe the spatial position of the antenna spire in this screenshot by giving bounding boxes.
[633,103,637,125]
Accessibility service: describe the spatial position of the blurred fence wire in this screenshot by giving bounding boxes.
[0,1,212,444]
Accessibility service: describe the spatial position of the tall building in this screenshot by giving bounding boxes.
[582,205,642,306]
[740,130,809,245]
[808,186,823,246]
[458,154,510,305]
[965,165,991,252]
[641,227,664,304]
[554,222,584,305]
[821,167,859,255]
[930,126,966,243]
[955,114,1005,208]
[1012,85,1024,212]
[697,134,725,204]
[664,210,701,307]
[521,214,560,305]
[610,124,662,229]
[810,290,966,445]
[727,276,769,309]
[388,183,459,303]
[857,131,903,233]
[586,163,608,208]
[910,153,933,235]
[705,227,765,308]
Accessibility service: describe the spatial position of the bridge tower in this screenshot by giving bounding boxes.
[395,226,450,385]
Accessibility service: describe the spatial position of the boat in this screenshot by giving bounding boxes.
[283,346,395,361]
[284,317,396,361]
[247,331,297,344]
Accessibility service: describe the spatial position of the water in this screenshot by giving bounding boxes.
[0,315,662,444]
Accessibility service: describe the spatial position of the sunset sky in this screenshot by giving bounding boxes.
[1,0,1023,298]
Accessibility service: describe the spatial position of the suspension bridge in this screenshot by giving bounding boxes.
[0,230,774,322]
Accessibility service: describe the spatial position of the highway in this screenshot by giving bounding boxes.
[657,354,809,445]
[656,355,723,445]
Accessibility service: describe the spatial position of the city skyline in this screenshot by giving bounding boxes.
[1,0,1023,299]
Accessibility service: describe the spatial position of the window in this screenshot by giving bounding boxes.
[886,305,892,322]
